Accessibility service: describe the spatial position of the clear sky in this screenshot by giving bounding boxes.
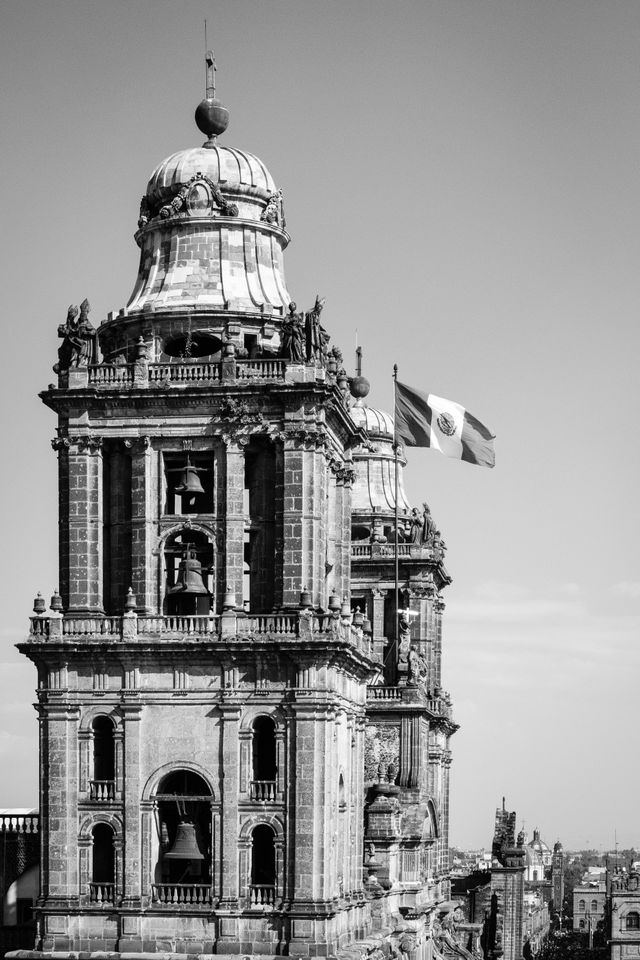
[1,0,638,850]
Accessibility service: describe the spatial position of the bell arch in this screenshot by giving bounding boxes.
[161,526,216,615]
[152,768,214,886]
[238,708,286,800]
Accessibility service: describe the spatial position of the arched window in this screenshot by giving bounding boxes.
[251,717,276,801]
[338,774,347,813]
[250,825,276,906]
[533,870,538,881]
[153,770,212,901]
[591,900,598,912]
[579,920,585,930]
[578,900,586,911]
[91,824,115,902]
[91,717,115,800]
[626,913,640,930]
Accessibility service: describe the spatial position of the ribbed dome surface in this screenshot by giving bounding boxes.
[147,145,277,196]
[350,403,394,438]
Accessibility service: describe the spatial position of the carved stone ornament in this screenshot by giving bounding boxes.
[138,173,239,228]
[53,435,103,453]
[364,723,400,783]
[260,188,285,227]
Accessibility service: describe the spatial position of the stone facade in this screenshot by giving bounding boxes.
[609,870,640,960]
[11,63,458,960]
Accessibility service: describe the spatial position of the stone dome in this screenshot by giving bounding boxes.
[349,402,394,439]
[147,144,278,200]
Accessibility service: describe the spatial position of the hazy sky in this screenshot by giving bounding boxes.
[1,0,638,850]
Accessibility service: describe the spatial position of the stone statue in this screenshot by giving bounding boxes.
[421,503,436,545]
[398,610,411,665]
[282,302,305,362]
[305,295,327,362]
[54,299,95,373]
[408,646,428,686]
[409,508,423,544]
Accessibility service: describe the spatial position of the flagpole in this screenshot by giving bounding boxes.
[393,364,399,676]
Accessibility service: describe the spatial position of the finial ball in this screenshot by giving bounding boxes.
[195,98,229,139]
[350,375,371,399]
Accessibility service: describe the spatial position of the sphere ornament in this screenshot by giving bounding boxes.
[195,98,230,143]
[350,375,371,400]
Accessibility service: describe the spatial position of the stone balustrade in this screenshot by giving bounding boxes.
[249,884,276,907]
[77,358,287,390]
[351,543,428,559]
[89,882,115,903]
[89,779,116,802]
[151,883,213,905]
[0,813,39,834]
[250,780,277,802]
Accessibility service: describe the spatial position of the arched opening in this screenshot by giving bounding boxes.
[591,900,598,912]
[250,825,276,906]
[251,717,277,801]
[533,870,538,882]
[153,770,212,900]
[627,912,640,929]
[163,332,223,360]
[92,717,115,800]
[91,823,115,902]
[164,529,214,615]
[338,774,347,812]
[578,900,586,911]
[244,441,276,612]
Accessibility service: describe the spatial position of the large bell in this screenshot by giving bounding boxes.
[175,463,205,496]
[164,821,205,861]
[167,547,209,597]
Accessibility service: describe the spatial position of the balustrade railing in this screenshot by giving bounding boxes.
[250,780,277,802]
[240,614,297,635]
[152,883,213,905]
[88,365,134,386]
[0,813,39,834]
[149,362,221,384]
[89,882,115,903]
[137,615,220,636]
[368,686,403,701]
[62,617,121,637]
[351,543,414,559]
[249,884,276,907]
[235,359,284,381]
[89,780,116,802]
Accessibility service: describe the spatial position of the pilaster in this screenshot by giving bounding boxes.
[224,441,245,606]
[129,438,155,614]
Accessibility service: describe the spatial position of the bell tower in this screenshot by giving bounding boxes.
[21,58,381,957]
[17,51,457,960]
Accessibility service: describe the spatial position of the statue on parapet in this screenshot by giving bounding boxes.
[281,302,305,362]
[53,299,96,373]
[305,295,329,362]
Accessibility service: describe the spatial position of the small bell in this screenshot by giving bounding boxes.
[50,590,64,613]
[33,593,46,615]
[124,587,137,613]
[164,821,205,861]
[299,588,312,609]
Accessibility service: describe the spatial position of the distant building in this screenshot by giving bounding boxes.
[0,811,39,956]
[523,830,552,882]
[609,868,640,960]
[573,879,606,933]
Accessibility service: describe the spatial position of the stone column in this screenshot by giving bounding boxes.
[129,438,156,614]
[39,702,80,901]
[58,437,104,613]
[224,441,245,607]
[219,702,241,906]
[121,703,143,906]
[433,597,445,692]
[281,438,305,607]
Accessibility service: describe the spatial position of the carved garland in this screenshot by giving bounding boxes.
[138,173,239,227]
